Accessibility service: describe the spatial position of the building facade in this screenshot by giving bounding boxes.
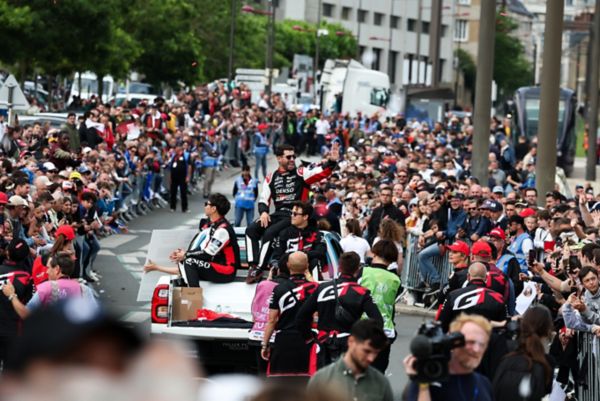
[266,0,455,91]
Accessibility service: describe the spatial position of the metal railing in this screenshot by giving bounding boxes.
[578,332,600,401]
[401,234,454,292]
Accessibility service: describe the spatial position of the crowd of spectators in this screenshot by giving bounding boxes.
[3,77,600,400]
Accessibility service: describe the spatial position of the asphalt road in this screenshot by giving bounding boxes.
[94,157,425,398]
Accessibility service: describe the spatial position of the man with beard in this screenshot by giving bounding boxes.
[308,319,393,401]
[245,143,338,284]
[367,186,405,245]
[507,215,533,272]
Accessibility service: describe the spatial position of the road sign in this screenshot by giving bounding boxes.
[0,74,30,111]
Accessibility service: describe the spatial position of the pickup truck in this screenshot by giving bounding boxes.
[148,227,342,372]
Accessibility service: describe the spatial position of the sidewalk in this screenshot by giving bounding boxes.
[566,157,600,193]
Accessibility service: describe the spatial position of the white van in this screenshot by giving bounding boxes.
[69,72,114,104]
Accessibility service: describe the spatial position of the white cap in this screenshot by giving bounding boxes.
[43,161,57,171]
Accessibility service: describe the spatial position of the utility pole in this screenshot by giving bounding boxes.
[227,0,237,92]
[265,0,275,96]
[416,0,423,84]
[356,0,362,60]
[429,0,442,88]
[586,0,600,181]
[536,0,564,203]
[471,0,496,183]
[314,0,322,103]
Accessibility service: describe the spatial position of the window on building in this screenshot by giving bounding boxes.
[389,50,398,83]
[454,19,468,41]
[391,16,400,29]
[341,6,351,21]
[422,21,430,34]
[358,9,368,23]
[323,3,334,17]
[441,24,448,37]
[407,18,416,32]
[458,0,470,5]
[374,12,384,26]
[373,48,382,71]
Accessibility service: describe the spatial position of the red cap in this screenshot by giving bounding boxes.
[0,192,7,204]
[55,225,75,241]
[207,129,216,136]
[519,208,536,218]
[446,240,470,256]
[488,227,506,241]
[257,123,269,132]
[472,240,492,258]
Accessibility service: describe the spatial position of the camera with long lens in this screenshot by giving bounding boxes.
[409,321,465,383]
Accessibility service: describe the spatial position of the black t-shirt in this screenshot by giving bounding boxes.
[405,372,493,401]
[269,274,318,331]
[0,262,32,337]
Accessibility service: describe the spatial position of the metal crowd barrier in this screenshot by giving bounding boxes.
[401,234,454,292]
[578,332,600,401]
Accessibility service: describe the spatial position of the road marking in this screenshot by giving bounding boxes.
[118,255,141,264]
[123,264,143,272]
[127,229,152,234]
[100,235,137,249]
[98,249,116,256]
[120,251,148,258]
[120,311,148,323]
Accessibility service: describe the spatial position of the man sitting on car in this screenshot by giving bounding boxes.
[269,201,327,275]
[145,193,241,285]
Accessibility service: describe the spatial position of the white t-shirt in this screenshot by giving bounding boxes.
[340,234,371,263]
[315,119,330,136]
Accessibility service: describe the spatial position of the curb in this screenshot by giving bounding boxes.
[396,304,436,318]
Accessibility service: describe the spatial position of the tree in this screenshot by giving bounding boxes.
[494,12,533,98]
[456,48,476,95]
[129,0,203,86]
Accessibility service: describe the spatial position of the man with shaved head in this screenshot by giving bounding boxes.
[437,262,508,333]
[261,251,319,381]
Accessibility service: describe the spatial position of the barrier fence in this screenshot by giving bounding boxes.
[578,332,600,401]
[401,234,454,292]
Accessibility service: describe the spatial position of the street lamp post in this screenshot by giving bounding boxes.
[241,3,275,96]
[314,0,322,104]
[227,0,237,91]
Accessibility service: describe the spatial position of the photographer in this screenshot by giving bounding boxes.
[403,314,493,401]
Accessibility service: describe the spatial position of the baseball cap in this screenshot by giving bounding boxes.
[7,195,28,208]
[446,240,470,256]
[0,192,7,204]
[62,181,74,190]
[69,171,82,181]
[257,123,269,132]
[488,227,506,241]
[492,186,504,195]
[472,240,492,258]
[55,225,75,241]
[481,199,503,212]
[207,129,216,137]
[8,238,30,261]
[519,208,536,218]
[42,162,57,172]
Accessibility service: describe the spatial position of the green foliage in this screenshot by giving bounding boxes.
[0,1,357,86]
[494,12,533,97]
[129,0,203,85]
[456,48,476,93]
